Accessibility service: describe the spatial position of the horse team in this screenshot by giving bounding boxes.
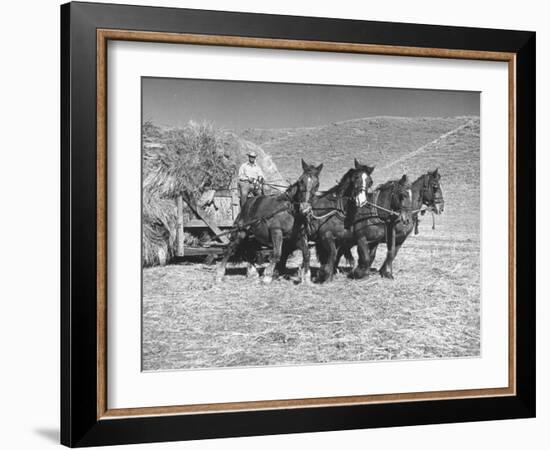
[217,159,445,284]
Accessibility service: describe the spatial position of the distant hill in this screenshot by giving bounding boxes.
[239,116,476,187]
[237,116,480,237]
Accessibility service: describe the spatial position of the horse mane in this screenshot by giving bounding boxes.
[319,168,355,198]
[412,173,429,189]
[375,179,399,192]
[281,180,299,200]
[377,173,428,192]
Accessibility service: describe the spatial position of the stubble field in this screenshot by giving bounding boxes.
[142,116,480,371]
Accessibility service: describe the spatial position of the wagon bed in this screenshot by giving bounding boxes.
[175,189,239,259]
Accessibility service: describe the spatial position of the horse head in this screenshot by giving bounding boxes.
[421,168,445,214]
[292,159,323,214]
[392,174,413,225]
[351,158,375,207]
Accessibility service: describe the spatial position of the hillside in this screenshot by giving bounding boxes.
[240,116,474,186]
[238,116,480,237]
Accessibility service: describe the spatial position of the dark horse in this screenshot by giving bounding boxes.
[307,159,375,283]
[349,169,445,279]
[216,159,323,284]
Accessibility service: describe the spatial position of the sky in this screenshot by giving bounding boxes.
[142,77,479,130]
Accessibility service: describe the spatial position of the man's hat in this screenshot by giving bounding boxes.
[247,151,257,158]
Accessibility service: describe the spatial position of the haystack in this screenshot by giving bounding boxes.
[142,121,284,267]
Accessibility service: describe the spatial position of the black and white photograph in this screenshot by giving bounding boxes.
[141,77,480,371]
[0,0,542,447]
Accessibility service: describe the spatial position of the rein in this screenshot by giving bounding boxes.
[357,199,400,217]
[212,181,305,240]
[357,182,411,219]
[211,202,292,239]
[263,181,290,191]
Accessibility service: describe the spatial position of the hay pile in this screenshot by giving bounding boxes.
[142,121,283,266]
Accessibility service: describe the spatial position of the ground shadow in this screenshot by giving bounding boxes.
[34,428,59,444]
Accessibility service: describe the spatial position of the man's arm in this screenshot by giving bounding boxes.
[238,163,247,181]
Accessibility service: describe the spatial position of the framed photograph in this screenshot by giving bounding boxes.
[61,1,535,447]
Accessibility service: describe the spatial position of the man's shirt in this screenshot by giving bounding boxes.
[238,162,265,182]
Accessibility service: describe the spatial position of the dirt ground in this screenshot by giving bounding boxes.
[142,224,479,370]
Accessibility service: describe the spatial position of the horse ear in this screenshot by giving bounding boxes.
[433,168,439,175]
[301,159,309,171]
[399,174,408,185]
[366,165,375,175]
[354,158,360,169]
[315,163,324,174]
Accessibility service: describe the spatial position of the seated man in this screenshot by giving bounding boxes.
[237,151,265,208]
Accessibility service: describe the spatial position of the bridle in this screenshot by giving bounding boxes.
[285,172,318,217]
[418,173,444,212]
[412,173,444,233]
[354,171,373,208]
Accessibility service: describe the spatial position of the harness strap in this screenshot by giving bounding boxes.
[309,209,346,221]
[212,202,292,240]
[352,215,384,225]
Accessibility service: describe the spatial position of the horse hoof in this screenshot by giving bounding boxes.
[298,270,311,285]
[379,271,393,280]
[262,276,273,284]
[352,269,366,280]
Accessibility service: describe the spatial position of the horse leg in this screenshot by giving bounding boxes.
[334,245,354,275]
[380,242,402,279]
[321,236,337,283]
[216,231,245,282]
[296,234,311,285]
[276,242,293,278]
[385,232,407,277]
[316,235,332,283]
[314,241,327,283]
[334,246,343,274]
[366,243,379,272]
[263,228,283,284]
[343,246,355,272]
[380,223,396,279]
[246,261,259,279]
[352,236,370,279]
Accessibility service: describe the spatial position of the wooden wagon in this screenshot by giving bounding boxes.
[174,187,278,263]
[174,189,239,260]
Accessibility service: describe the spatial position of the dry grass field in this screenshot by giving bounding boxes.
[142,116,480,371]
